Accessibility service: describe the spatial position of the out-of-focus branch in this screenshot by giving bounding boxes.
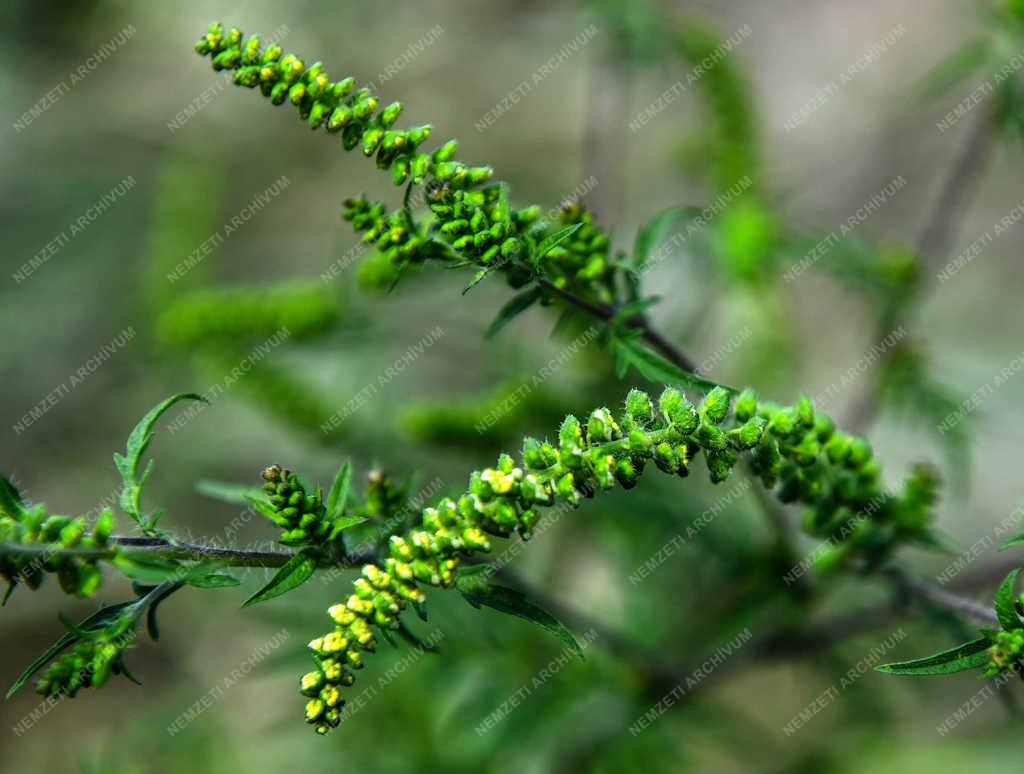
[843,106,994,433]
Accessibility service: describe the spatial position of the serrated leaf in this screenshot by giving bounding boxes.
[456,576,582,656]
[5,600,137,698]
[241,549,317,607]
[633,207,697,269]
[112,555,183,584]
[116,393,205,528]
[326,462,352,521]
[610,335,734,395]
[486,287,542,339]
[0,475,27,519]
[196,480,266,506]
[875,637,992,676]
[996,569,1021,631]
[535,222,583,261]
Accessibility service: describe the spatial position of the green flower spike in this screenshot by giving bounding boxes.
[194,22,621,303]
[300,387,935,734]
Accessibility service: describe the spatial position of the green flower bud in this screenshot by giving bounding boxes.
[625,389,654,425]
[659,388,698,433]
[700,387,732,425]
[692,423,727,452]
[653,442,679,474]
[848,438,872,468]
[556,473,580,506]
[379,101,402,128]
[706,450,738,483]
[733,388,758,422]
[559,415,584,466]
[794,395,815,429]
[586,408,619,444]
[824,433,851,463]
[768,409,795,438]
[433,139,458,162]
[614,458,639,489]
[727,417,765,450]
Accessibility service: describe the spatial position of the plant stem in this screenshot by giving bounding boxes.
[536,277,700,373]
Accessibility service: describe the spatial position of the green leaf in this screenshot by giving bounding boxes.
[6,632,79,700]
[326,462,352,520]
[996,569,1021,631]
[241,549,317,607]
[5,600,137,698]
[456,563,494,578]
[186,572,240,589]
[914,40,991,101]
[610,335,734,395]
[0,475,27,519]
[535,222,583,261]
[456,576,582,656]
[633,207,696,269]
[244,493,285,525]
[196,480,266,506]
[396,620,440,653]
[486,287,542,339]
[144,582,183,641]
[112,555,183,584]
[1000,533,1024,551]
[327,514,368,542]
[115,393,205,528]
[462,266,496,294]
[875,637,992,676]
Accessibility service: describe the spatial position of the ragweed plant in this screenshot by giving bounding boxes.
[4,18,1022,746]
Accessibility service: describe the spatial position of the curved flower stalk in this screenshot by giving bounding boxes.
[195,23,619,303]
[299,385,937,733]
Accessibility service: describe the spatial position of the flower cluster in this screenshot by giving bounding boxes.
[36,620,137,698]
[195,23,619,303]
[261,464,337,547]
[985,629,1024,677]
[299,386,935,733]
[0,485,114,600]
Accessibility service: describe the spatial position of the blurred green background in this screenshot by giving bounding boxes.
[3,0,1024,771]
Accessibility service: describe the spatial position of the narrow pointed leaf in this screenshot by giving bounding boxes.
[327,514,368,542]
[196,480,266,506]
[875,637,992,676]
[486,287,542,338]
[610,336,734,395]
[6,601,137,698]
[456,576,582,657]
[633,207,698,269]
[996,569,1022,631]
[112,555,183,584]
[326,462,352,520]
[535,222,583,260]
[241,549,317,607]
[0,475,27,519]
[187,572,241,588]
